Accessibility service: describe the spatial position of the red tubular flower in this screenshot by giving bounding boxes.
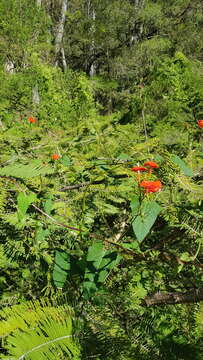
[144,161,159,175]
[144,161,159,169]
[131,166,147,183]
[131,166,147,172]
[52,153,60,160]
[140,180,162,193]
[197,120,203,128]
[28,116,37,124]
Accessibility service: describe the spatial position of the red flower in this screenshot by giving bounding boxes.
[52,153,60,160]
[197,120,203,128]
[28,116,37,124]
[131,166,147,172]
[131,166,147,183]
[144,161,159,175]
[144,161,159,169]
[140,180,162,193]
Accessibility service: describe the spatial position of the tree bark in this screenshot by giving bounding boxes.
[144,288,203,307]
[61,47,67,71]
[86,0,96,76]
[130,0,145,45]
[55,0,68,66]
[89,8,96,77]
[32,84,40,106]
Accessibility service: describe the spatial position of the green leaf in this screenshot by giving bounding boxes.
[44,197,53,215]
[97,251,122,283]
[132,200,162,242]
[83,243,121,297]
[17,192,36,222]
[117,153,132,161]
[171,154,193,177]
[130,196,140,215]
[61,155,72,166]
[53,250,70,289]
[86,241,105,268]
[0,162,54,179]
[1,302,80,360]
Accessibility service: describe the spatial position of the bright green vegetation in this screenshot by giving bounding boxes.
[0,1,203,359]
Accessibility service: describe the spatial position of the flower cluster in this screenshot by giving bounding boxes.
[52,153,60,160]
[28,116,37,124]
[140,180,162,193]
[198,120,203,128]
[131,161,162,193]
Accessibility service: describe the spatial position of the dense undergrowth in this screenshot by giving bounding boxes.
[0,0,203,359]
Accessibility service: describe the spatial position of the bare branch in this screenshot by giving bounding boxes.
[144,287,203,307]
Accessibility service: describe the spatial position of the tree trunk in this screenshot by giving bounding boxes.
[55,0,68,67]
[144,288,203,307]
[89,8,96,77]
[61,47,67,71]
[4,59,15,74]
[130,0,145,45]
[87,0,96,77]
[32,84,40,106]
[36,0,42,7]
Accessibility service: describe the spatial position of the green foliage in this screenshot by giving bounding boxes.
[53,250,70,289]
[171,154,193,177]
[83,241,122,297]
[0,1,203,358]
[0,299,80,360]
[0,162,54,178]
[131,198,162,243]
[17,192,37,223]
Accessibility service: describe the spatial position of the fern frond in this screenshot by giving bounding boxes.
[0,299,72,337]
[3,318,79,360]
[175,175,203,199]
[180,214,202,238]
[0,300,80,360]
[0,178,8,213]
[0,161,54,179]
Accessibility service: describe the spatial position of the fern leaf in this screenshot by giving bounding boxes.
[0,161,54,179]
[0,178,8,213]
[3,318,79,360]
[0,300,80,360]
[175,175,203,199]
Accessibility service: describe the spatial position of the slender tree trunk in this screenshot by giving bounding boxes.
[86,0,96,76]
[55,0,68,67]
[36,0,42,7]
[4,59,15,74]
[89,8,96,77]
[144,288,203,307]
[32,84,40,106]
[130,0,145,45]
[61,47,67,71]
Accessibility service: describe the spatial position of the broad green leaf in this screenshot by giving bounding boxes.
[97,251,122,283]
[86,241,105,268]
[117,153,132,161]
[17,192,37,222]
[53,250,70,289]
[121,241,142,253]
[84,243,121,297]
[171,154,193,177]
[132,200,162,242]
[44,197,53,215]
[130,196,140,215]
